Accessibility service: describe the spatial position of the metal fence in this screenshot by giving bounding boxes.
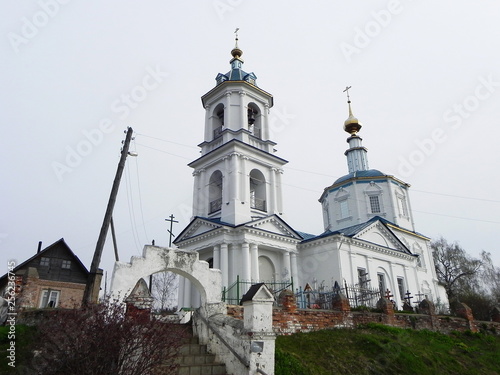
[222,276,293,305]
[295,281,382,309]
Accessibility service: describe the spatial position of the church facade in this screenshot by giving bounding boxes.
[174,40,448,310]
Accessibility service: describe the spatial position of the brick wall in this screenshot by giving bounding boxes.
[226,299,500,336]
[19,276,85,309]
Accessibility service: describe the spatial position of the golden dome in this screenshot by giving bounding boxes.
[231,47,243,59]
[343,102,362,135]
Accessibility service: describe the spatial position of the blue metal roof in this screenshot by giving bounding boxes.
[333,169,386,185]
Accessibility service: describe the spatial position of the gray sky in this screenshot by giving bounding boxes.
[1,0,499,286]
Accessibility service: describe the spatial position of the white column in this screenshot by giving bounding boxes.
[263,103,270,140]
[213,244,220,270]
[276,168,284,215]
[250,243,259,282]
[282,251,291,282]
[220,243,229,288]
[229,243,238,285]
[223,156,230,205]
[290,252,298,289]
[178,277,185,309]
[183,277,192,308]
[240,155,248,206]
[225,91,232,130]
[269,167,277,214]
[194,168,206,217]
[241,243,251,282]
[231,153,240,203]
[239,91,246,129]
[204,104,211,142]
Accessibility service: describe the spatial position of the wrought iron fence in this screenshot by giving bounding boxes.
[295,281,382,309]
[222,276,293,305]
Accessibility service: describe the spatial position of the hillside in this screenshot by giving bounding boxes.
[275,323,500,375]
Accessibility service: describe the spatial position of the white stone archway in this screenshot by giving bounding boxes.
[110,245,222,306]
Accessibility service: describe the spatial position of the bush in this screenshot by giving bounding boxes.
[25,300,188,375]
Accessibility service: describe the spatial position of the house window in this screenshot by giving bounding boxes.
[40,257,50,267]
[62,260,71,269]
[369,196,381,214]
[377,273,386,293]
[397,277,405,300]
[339,199,349,219]
[39,290,60,308]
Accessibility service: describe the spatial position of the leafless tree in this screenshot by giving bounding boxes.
[26,299,188,375]
[151,271,178,312]
[431,237,484,301]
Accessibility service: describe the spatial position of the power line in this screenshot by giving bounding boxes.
[412,189,500,204]
[125,161,143,252]
[132,139,150,241]
[135,132,198,150]
[413,210,500,224]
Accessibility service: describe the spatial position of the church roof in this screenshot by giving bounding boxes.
[299,216,426,250]
[333,169,385,185]
[217,69,257,84]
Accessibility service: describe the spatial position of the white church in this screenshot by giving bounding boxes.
[173,39,448,311]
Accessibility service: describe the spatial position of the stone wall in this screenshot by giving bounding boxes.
[226,293,500,336]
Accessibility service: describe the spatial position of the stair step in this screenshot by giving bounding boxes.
[178,363,228,375]
[175,336,228,375]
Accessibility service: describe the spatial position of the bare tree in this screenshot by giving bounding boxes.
[431,237,484,301]
[27,299,188,375]
[481,252,500,301]
[151,271,178,312]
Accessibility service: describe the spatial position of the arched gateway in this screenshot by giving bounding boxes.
[110,245,222,305]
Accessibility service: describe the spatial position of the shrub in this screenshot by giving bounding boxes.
[25,299,188,375]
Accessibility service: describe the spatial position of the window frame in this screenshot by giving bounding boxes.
[39,289,60,308]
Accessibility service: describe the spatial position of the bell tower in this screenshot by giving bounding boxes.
[189,35,288,225]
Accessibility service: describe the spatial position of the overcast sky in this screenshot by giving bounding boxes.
[1,1,499,287]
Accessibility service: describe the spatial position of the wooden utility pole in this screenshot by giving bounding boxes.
[83,127,134,305]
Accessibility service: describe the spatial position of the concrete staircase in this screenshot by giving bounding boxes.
[177,335,228,375]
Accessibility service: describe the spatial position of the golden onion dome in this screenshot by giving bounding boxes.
[231,46,243,59]
[343,102,362,135]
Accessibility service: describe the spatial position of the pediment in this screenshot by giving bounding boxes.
[246,215,302,239]
[352,220,409,253]
[175,218,223,243]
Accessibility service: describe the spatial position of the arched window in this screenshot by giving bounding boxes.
[247,103,262,139]
[212,103,224,140]
[249,169,266,212]
[208,170,223,214]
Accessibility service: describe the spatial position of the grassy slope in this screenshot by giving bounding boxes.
[275,323,500,375]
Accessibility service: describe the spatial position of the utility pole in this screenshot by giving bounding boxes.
[83,127,134,305]
[165,214,178,247]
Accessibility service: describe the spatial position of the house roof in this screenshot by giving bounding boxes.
[0,238,89,283]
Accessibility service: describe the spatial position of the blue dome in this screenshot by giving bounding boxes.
[333,169,385,185]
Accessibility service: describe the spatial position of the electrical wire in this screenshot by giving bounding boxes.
[125,161,143,252]
[132,132,499,226]
[132,139,150,242]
